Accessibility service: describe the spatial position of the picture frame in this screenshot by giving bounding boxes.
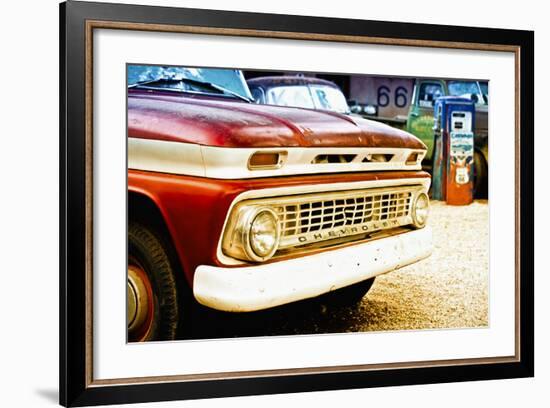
[60,0,534,406]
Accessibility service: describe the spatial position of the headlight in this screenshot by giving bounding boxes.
[411,192,429,228]
[223,206,281,262]
[248,209,279,259]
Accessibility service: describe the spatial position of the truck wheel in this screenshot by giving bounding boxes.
[473,151,488,199]
[322,278,376,307]
[128,222,179,342]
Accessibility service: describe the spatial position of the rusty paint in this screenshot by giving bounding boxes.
[128,89,426,150]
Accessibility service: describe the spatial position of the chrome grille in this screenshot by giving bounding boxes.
[273,185,420,250]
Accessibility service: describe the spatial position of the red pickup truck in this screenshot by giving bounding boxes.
[126,65,432,342]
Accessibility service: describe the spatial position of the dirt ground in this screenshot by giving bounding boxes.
[186,200,489,339]
[342,199,489,332]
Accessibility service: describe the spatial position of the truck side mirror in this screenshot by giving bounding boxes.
[470,93,479,103]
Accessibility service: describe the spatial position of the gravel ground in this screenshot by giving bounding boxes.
[343,199,489,332]
[187,200,489,339]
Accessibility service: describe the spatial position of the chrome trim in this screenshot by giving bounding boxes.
[275,185,420,249]
[411,192,430,228]
[216,177,431,266]
[224,206,281,262]
[221,184,427,262]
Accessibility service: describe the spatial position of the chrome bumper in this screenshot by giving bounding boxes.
[193,227,432,312]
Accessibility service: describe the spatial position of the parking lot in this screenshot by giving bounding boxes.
[187,200,489,339]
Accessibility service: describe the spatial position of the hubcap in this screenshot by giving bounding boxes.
[127,263,154,341]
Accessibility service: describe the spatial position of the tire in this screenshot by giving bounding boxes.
[473,151,488,199]
[321,278,376,307]
[128,222,180,342]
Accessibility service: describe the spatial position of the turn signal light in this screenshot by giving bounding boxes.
[406,152,420,165]
[248,151,287,170]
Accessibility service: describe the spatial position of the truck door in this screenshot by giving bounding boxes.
[406,80,444,161]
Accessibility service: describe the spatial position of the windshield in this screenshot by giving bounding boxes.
[127,65,252,100]
[448,81,487,105]
[265,85,350,114]
[309,85,350,114]
[479,82,488,95]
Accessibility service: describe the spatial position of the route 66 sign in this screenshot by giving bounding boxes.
[450,132,474,185]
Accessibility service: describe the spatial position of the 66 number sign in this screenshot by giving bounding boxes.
[377,85,409,108]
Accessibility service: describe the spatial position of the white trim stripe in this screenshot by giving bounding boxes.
[128,138,425,179]
[128,138,205,176]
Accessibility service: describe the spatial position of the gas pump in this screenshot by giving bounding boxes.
[432,97,475,205]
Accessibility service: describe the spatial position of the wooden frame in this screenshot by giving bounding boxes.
[60,1,534,406]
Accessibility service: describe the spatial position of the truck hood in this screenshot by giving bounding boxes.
[128,90,426,150]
